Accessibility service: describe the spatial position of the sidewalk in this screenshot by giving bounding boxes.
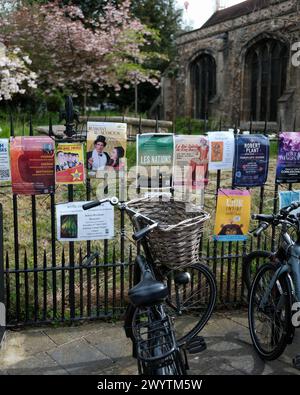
[0,310,299,375]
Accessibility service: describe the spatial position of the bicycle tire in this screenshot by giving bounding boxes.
[248,263,292,361]
[132,304,187,376]
[139,349,187,375]
[166,263,217,345]
[243,250,273,292]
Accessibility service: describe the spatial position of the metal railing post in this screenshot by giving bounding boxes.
[0,204,6,348]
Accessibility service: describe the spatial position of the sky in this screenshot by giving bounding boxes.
[176,0,246,29]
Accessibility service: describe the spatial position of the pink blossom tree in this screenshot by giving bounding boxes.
[0,0,165,104]
[0,43,37,101]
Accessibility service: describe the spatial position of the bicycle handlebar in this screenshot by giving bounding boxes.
[82,197,119,210]
[251,201,300,237]
[251,214,274,222]
[252,222,270,237]
[132,223,159,242]
[280,201,300,215]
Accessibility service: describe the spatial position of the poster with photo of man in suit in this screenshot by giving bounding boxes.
[86,122,127,178]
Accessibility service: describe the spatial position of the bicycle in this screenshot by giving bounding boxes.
[247,201,300,361]
[242,209,299,293]
[83,196,217,375]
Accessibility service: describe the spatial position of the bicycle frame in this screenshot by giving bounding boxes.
[259,232,300,309]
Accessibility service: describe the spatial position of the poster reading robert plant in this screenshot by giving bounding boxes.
[233,134,269,187]
[276,132,300,184]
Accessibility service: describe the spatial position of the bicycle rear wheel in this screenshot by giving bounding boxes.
[133,305,187,375]
[248,263,292,360]
[165,263,217,345]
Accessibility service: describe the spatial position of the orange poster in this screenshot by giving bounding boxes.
[211,141,224,162]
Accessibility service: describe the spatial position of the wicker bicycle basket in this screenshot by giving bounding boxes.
[126,196,210,268]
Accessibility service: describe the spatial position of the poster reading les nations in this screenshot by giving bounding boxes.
[137,133,174,189]
[10,136,55,195]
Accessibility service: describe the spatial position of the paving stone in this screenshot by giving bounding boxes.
[0,330,56,370]
[84,327,132,362]
[98,363,137,376]
[47,338,113,375]
[5,330,56,354]
[43,322,106,346]
[209,340,243,352]
[4,352,68,375]
[197,362,245,376]
[1,312,300,375]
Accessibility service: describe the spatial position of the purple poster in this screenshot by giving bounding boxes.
[276,132,300,184]
[233,134,269,187]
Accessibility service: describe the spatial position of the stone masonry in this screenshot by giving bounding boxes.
[161,0,300,131]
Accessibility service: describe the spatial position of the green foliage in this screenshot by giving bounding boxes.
[175,117,219,135]
[126,141,136,168]
[44,91,65,112]
[131,0,182,69]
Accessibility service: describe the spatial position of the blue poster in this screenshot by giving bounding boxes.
[233,134,269,187]
[279,190,300,209]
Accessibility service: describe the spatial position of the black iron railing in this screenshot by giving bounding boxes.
[1,99,295,326]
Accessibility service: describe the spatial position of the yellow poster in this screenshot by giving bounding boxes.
[214,189,251,242]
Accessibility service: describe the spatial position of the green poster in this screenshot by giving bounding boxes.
[137,133,174,189]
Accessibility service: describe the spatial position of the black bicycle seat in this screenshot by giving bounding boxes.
[128,271,168,307]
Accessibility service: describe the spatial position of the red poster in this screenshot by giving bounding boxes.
[10,136,55,195]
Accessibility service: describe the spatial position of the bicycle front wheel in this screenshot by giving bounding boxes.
[243,250,273,292]
[248,263,292,360]
[166,263,217,345]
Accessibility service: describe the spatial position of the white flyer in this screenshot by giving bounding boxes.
[0,138,11,181]
[208,131,235,171]
[56,201,114,241]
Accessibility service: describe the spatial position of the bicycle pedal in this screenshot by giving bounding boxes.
[186,336,207,354]
[293,355,300,370]
[187,336,205,346]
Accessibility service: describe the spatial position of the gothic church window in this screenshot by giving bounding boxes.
[245,39,288,122]
[191,54,216,119]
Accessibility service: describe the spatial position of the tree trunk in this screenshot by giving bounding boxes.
[83,91,87,116]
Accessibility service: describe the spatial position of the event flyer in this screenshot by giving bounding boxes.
[86,122,127,177]
[55,143,85,185]
[279,190,300,210]
[233,134,269,187]
[208,131,235,171]
[56,201,114,241]
[276,132,300,184]
[174,135,209,190]
[10,136,55,195]
[0,138,11,182]
[137,133,174,189]
[213,189,251,242]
